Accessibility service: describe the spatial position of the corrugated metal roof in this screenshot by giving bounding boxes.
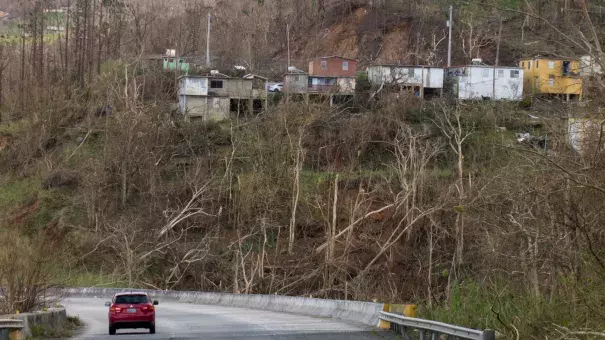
[313,55,358,61]
[446,65,522,70]
[369,64,444,68]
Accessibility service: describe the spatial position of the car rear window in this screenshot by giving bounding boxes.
[114,295,149,304]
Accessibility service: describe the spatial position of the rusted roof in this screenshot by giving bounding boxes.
[312,55,358,61]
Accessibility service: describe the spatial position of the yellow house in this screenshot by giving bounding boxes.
[519,57,582,99]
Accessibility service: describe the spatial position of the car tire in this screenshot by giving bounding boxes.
[109,326,116,335]
[149,325,156,334]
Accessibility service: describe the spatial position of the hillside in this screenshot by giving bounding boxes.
[1,1,605,339]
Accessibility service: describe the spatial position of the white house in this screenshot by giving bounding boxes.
[367,65,444,97]
[446,62,524,100]
[178,76,229,122]
[178,74,267,122]
[568,117,605,155]
[580,55,603,77]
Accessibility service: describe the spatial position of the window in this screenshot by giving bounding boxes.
[342,61,349,71]
[497,69,504,78]
[528,61,532,70]
[563,61,571,75]
[408,68,416,77]
[321,60,327,70]
[294,75,299,81]
[210,80,223,89]
[548,74,555,86]
[548,61,555,69]
[521,61,525,68]
[536,60,539,68]
[510,70,520,78]
[482,68,490,77]
[115,295,149,304]
[213,97,221,108]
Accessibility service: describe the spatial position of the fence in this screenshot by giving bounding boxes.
[380,311,496,340]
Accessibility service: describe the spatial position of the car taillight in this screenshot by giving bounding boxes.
[141,303,154,312]
[109,305,122,313]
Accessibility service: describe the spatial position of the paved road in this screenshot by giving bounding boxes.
[63,297,397,339]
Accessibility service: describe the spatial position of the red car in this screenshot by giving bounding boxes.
[105,292,158,335]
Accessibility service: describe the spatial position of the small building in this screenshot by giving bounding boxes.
[164,57,191,73]
[446,60,524,100]
[308,56,356,96]
[366,65,444,97]
[178,72,267,122]
[519,57,582,100]
[568,117,605,155]
[283,56,356,102]
[243,74,269,101]
[580,55,603,77]
[284,70,309,94]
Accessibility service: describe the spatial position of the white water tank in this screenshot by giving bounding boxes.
[471,58,483,65]
[210,70,220,75]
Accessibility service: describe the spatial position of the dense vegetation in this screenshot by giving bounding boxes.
[1,0,605,339]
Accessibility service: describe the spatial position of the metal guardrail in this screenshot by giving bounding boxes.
[0,319,23,340]
[380,311,495,340]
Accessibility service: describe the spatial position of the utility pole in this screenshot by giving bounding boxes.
[494,17,503,99]
[447,5,453,67]
[287,23,291,69]
[206,13,211,68]
[495,17,503,67]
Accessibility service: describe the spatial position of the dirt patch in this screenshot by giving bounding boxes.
[14,199,40,225]
[289,6,412,66]
[0,135,10,152]
[375,25,411,64]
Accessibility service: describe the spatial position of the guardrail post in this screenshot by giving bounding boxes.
[481,330,496,340]
[401,327,412,340]
[0,319,24,340]
[430,332,438,340]
[419,329,426,340]
[8,329,21,340]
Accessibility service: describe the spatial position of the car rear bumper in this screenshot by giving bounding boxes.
[109,314,154,328]
[110,321,154,329]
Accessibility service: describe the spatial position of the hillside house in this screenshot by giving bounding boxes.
[580,55,603,77]
[308,56,357,96]
[178,73,267,122]
[284,70,309,94]
[446,61,524,100]
[164,57,191,73]
[568,117,605,156]
[520,57,582,100]
[283,56,356,104]
[309,56,357,77]
[367,65,444,97]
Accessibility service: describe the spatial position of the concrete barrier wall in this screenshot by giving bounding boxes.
[57,288,384,326]
[2,309,66,337]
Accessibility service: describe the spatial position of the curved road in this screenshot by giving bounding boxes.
[63,297,395,339]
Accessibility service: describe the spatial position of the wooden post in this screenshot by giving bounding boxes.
[421,66,425,98]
